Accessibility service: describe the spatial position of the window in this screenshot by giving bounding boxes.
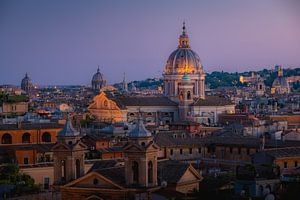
[295,161,298,168]
[187,91,191,100]
[76,159,81,179]
[284,162,288,169]
[238,148,241,155]
[180,149,183,155]
[103,100,108,107]
[170,149,173,155]
[132,161,139,184]
[148,161,153,184]
[93,178,99,185]
[229,147,233,154]
[180,91,183,101]
[24,157,29,164]
[44,177,50,190]
[212,147,216,153]
[1,133,12,144]
[189,148,192,154]
[22,133,31,143]
[198,148,201,154]
[246,148,250,155]
[61,160,66,182]
[173,134,177,139]
[42,132,51,143]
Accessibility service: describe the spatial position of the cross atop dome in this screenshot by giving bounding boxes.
[182,21,187,35]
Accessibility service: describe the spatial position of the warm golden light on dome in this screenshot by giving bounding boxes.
[164,23,203,75]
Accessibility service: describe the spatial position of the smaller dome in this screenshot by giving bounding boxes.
[58,117,80,137]
[21,73,33,92]
[92,68,104,82]
[129,119,152,138]
[92,67,106,91]
[272,77,289,88]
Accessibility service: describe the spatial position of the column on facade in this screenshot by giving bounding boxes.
[195,80,198,96]
[174,80,178,96]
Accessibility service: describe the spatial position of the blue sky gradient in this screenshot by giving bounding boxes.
[0,0,299,85]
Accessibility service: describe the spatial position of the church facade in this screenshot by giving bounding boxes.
[57,117,202,199]
[88,23,235,125]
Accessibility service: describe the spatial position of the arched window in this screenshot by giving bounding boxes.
[42,132,51,143]
[148,161,153,184]
[132,161,139,184]
[76,159,81,179]
[22,133,31,143]
[103,100,108,107]
[187,91,191,100]
[180,91,183,101]
[1,133,12,144]
[61,160,66,182]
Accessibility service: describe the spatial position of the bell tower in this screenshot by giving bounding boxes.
[51,116,87,185]
[178,73,194,120]
[123,117,159,187]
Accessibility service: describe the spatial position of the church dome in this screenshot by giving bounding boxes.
[129,118,152,138]
[92,67,106,91]
[165,23,203,74]
[21,73,33,92]
[272,77,289,88]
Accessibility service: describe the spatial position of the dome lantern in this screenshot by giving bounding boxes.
[178,22,190,49]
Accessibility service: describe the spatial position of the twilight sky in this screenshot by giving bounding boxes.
[0,0,300,85]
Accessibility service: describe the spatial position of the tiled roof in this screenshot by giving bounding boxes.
[90,159,196,187]
[264,147,300,158]
[154,131,300,148]
[192,95,234,106]
[0,123,63,131]
[96,146,123,153]
[94,166,126,186]
[89,160,120,172]
[158,161,190,184]
[114,96,178,107]
[0,143,54,152]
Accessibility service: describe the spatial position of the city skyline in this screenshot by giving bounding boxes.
[1,0,300,85]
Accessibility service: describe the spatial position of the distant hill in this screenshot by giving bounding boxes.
[117,67,300,90]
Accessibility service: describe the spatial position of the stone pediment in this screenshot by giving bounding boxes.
[123,143,144,152]
[88,92,121,110]
[145,141,160,151]
[71,141,88,151]
[63,171,124,190]
[178,165,203,184]
[51,143,71,151]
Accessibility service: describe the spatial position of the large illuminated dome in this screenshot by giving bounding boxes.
[164,23,203,74]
